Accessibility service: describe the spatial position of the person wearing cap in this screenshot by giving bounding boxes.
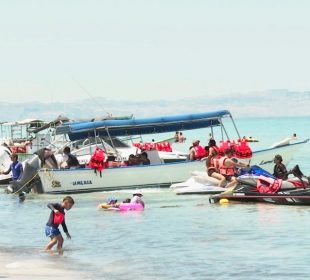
[273,154,288,180]
[189,139,207,161]
[130,192,145,208]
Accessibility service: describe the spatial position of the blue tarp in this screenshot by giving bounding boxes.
[56,110,231,140]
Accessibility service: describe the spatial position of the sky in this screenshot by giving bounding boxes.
[1,0,310,103]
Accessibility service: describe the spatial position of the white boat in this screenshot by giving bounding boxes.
[34,110,308,194]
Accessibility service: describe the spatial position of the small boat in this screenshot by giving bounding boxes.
[209,166,310,205]
[210,186,310,206]
[244,137,259,142]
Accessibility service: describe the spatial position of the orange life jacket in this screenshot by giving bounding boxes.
[194,145,207,160]
[218,157,235,176]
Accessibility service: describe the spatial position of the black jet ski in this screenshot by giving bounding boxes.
[209,165,310,205]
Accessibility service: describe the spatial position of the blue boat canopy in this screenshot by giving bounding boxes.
[56,110,232,140]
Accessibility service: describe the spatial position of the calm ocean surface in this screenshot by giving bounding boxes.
[1,116,310,279]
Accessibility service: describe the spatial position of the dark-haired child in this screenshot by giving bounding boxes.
[44,196,75,253]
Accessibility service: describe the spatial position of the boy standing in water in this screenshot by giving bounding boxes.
[45,196,75,253]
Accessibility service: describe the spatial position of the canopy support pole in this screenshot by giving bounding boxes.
[229,113,241,139]
[218,118,229,141]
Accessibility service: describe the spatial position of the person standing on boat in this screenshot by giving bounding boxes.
[189,140,207,160]
[178,132,186,143]
[0,153,23,181]
[174,131,180,143]
[273,154,288,180]
[218,148,249,188]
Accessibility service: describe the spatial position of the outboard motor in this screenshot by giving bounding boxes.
[8,155,42,194]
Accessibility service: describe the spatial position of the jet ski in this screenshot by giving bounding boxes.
[209,165,310,205]
[170,171,226,195]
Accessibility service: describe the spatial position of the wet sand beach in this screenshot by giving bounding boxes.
[0,250,91,280]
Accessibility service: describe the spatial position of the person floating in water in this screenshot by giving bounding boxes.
[18,192,26,203]
[0,153,23,181]
[131,192,145,208]
[44,196,75,254]
[273,154,288,180]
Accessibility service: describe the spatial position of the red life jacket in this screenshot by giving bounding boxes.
[218,157,235,176]
[218,140,233,157]
[194,145,207,160]
[163,142,172,152]
[53,212,64,225]
[88,148,106,172]
[234,141,252,159]
[256,175,282,194]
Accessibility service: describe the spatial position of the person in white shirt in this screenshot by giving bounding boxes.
[130,192,145,208]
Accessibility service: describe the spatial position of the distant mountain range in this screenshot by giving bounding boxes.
[1,89,310,121]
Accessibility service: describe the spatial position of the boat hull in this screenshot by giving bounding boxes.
[38,161,206,194]
[37,140,308,194]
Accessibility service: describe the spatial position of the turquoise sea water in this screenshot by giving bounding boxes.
[1,116,310,279]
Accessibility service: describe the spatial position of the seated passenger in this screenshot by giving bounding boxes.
[273,154,288,180]
[62,146,80,168]
[208,139,219,156]
[127,154,136,166]
[122,198,131,203]
[189,140,207,161]
[218,148,249,188]
[205,140,226,187]
[135,154,142,165]
[140,152,150,165]
[130,192,145,208]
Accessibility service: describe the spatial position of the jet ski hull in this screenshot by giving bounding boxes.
[210,189,310,205]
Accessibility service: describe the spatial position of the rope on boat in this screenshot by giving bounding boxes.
[12,173,39,194]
